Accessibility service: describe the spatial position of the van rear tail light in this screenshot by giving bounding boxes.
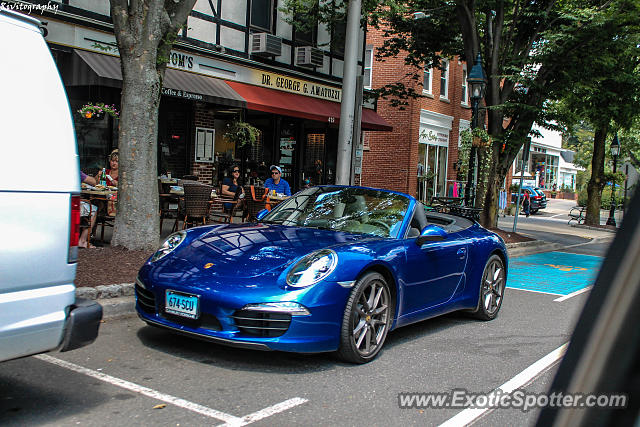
[69,195,80,263]
[534,195,541,200]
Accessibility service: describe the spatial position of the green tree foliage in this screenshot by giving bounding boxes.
[284,0,640,227]
[547,3,640,225]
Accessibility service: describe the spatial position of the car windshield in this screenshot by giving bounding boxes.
[261,186,410,238]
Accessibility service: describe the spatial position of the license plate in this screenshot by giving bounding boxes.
[165,290,199,319]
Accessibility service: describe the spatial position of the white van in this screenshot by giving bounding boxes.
[0,9,102,362]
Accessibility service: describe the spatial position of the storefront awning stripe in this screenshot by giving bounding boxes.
[225,80,392,131]
[73,49,246,108]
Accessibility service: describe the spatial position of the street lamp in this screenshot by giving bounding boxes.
[464,53,488,206]
[606,133,620,226]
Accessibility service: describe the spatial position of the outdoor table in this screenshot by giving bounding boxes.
[81,186,118,241]
[158,177,179,185]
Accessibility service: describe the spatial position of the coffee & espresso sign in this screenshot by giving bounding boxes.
[252,71,341,102]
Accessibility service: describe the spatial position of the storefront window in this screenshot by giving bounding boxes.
[545,154,559,189]
[73,100,118,174]
[417,143,448,203]
[437,146,448,196]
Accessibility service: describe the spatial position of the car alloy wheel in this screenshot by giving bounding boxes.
[472,255,506,320]
[337,272,392,363]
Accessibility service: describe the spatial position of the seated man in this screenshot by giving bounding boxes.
[79,171,98,248]
[264,165,291,196]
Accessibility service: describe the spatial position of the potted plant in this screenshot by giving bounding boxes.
[78,103,120,119]
[223,121,260,148]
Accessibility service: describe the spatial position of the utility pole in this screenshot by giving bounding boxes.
[335,0,361,185]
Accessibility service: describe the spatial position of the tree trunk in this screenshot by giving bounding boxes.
[108,0,196,250]
[111,53,162,250]
[585,127,608,226]
[479,143,500,228]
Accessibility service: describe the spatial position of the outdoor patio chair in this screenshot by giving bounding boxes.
[182,182,213,229]
[158,179,180,232]
[245,185,270,222]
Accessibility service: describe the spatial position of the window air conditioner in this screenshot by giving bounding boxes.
[295,46,324,68]
[250,33,282,57]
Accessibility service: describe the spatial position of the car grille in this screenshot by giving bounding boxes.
[135,283,156,314]
[160,311,222,332]
[231,310,291,338]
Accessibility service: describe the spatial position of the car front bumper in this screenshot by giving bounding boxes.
[135,277,351,353]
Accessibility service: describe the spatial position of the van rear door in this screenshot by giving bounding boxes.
[0,10,80,361]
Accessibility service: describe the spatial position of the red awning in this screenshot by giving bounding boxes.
[225,80,392,131]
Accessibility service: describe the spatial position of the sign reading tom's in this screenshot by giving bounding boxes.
[253,70,341,103]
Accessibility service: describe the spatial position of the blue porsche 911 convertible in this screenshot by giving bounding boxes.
[136,185,508,363]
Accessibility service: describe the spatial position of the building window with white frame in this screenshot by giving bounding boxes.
[440,59,449,99]
[250,0,274,32]
[364,46,373,89]
[461,65,468,105]
[423,67,432,94]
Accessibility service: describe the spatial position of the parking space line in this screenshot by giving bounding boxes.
[554,286,592,302]
[506,287,564,296]
[438,343,568,427]
[35,354,242,423]
[219,397,309,427]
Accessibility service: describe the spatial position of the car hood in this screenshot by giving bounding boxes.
[156,223,381,279]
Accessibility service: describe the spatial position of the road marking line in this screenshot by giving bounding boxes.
[506,287,565,296]
[438,343,568,427]
[34,354,241,423]
[554,286,592,302]
[219,397,309,427]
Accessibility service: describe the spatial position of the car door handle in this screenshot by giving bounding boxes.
[457,248,467,259]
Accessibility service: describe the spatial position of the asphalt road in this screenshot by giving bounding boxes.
[0,205,615,427]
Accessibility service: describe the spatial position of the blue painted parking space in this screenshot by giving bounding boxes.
[507,251,603,296]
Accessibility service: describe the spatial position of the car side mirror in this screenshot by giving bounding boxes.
[416,224,447,246]
[256,209,269,221]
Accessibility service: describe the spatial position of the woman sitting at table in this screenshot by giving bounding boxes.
[221,165,245,214]
[97,149,119,187]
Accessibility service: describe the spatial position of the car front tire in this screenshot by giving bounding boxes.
[471,255,506,321]
[337,272,393,364]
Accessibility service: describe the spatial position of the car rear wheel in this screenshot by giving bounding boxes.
[471,255,506,321]
[337,272,392,364]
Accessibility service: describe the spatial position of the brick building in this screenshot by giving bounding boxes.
[361,26,473,203]
[18,0,391,191]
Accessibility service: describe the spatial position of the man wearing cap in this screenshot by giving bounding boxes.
[264,165,291,196]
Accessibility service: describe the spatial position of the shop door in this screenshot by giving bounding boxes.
[158,99,191,178]
[303,132,326,186]
[278,121,298,188]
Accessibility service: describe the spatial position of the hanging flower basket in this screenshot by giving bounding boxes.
[223,121,260,148]
[78,103,120,119]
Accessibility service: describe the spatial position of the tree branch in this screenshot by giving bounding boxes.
[110,0,133,49]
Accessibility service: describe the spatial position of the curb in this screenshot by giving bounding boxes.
[507,240,563,258]
[570,224,618,233]
[76,283,135,320]
[78,240,562,319]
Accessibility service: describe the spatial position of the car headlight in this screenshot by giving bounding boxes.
[286,249,338,287]
[151,231,187,262]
